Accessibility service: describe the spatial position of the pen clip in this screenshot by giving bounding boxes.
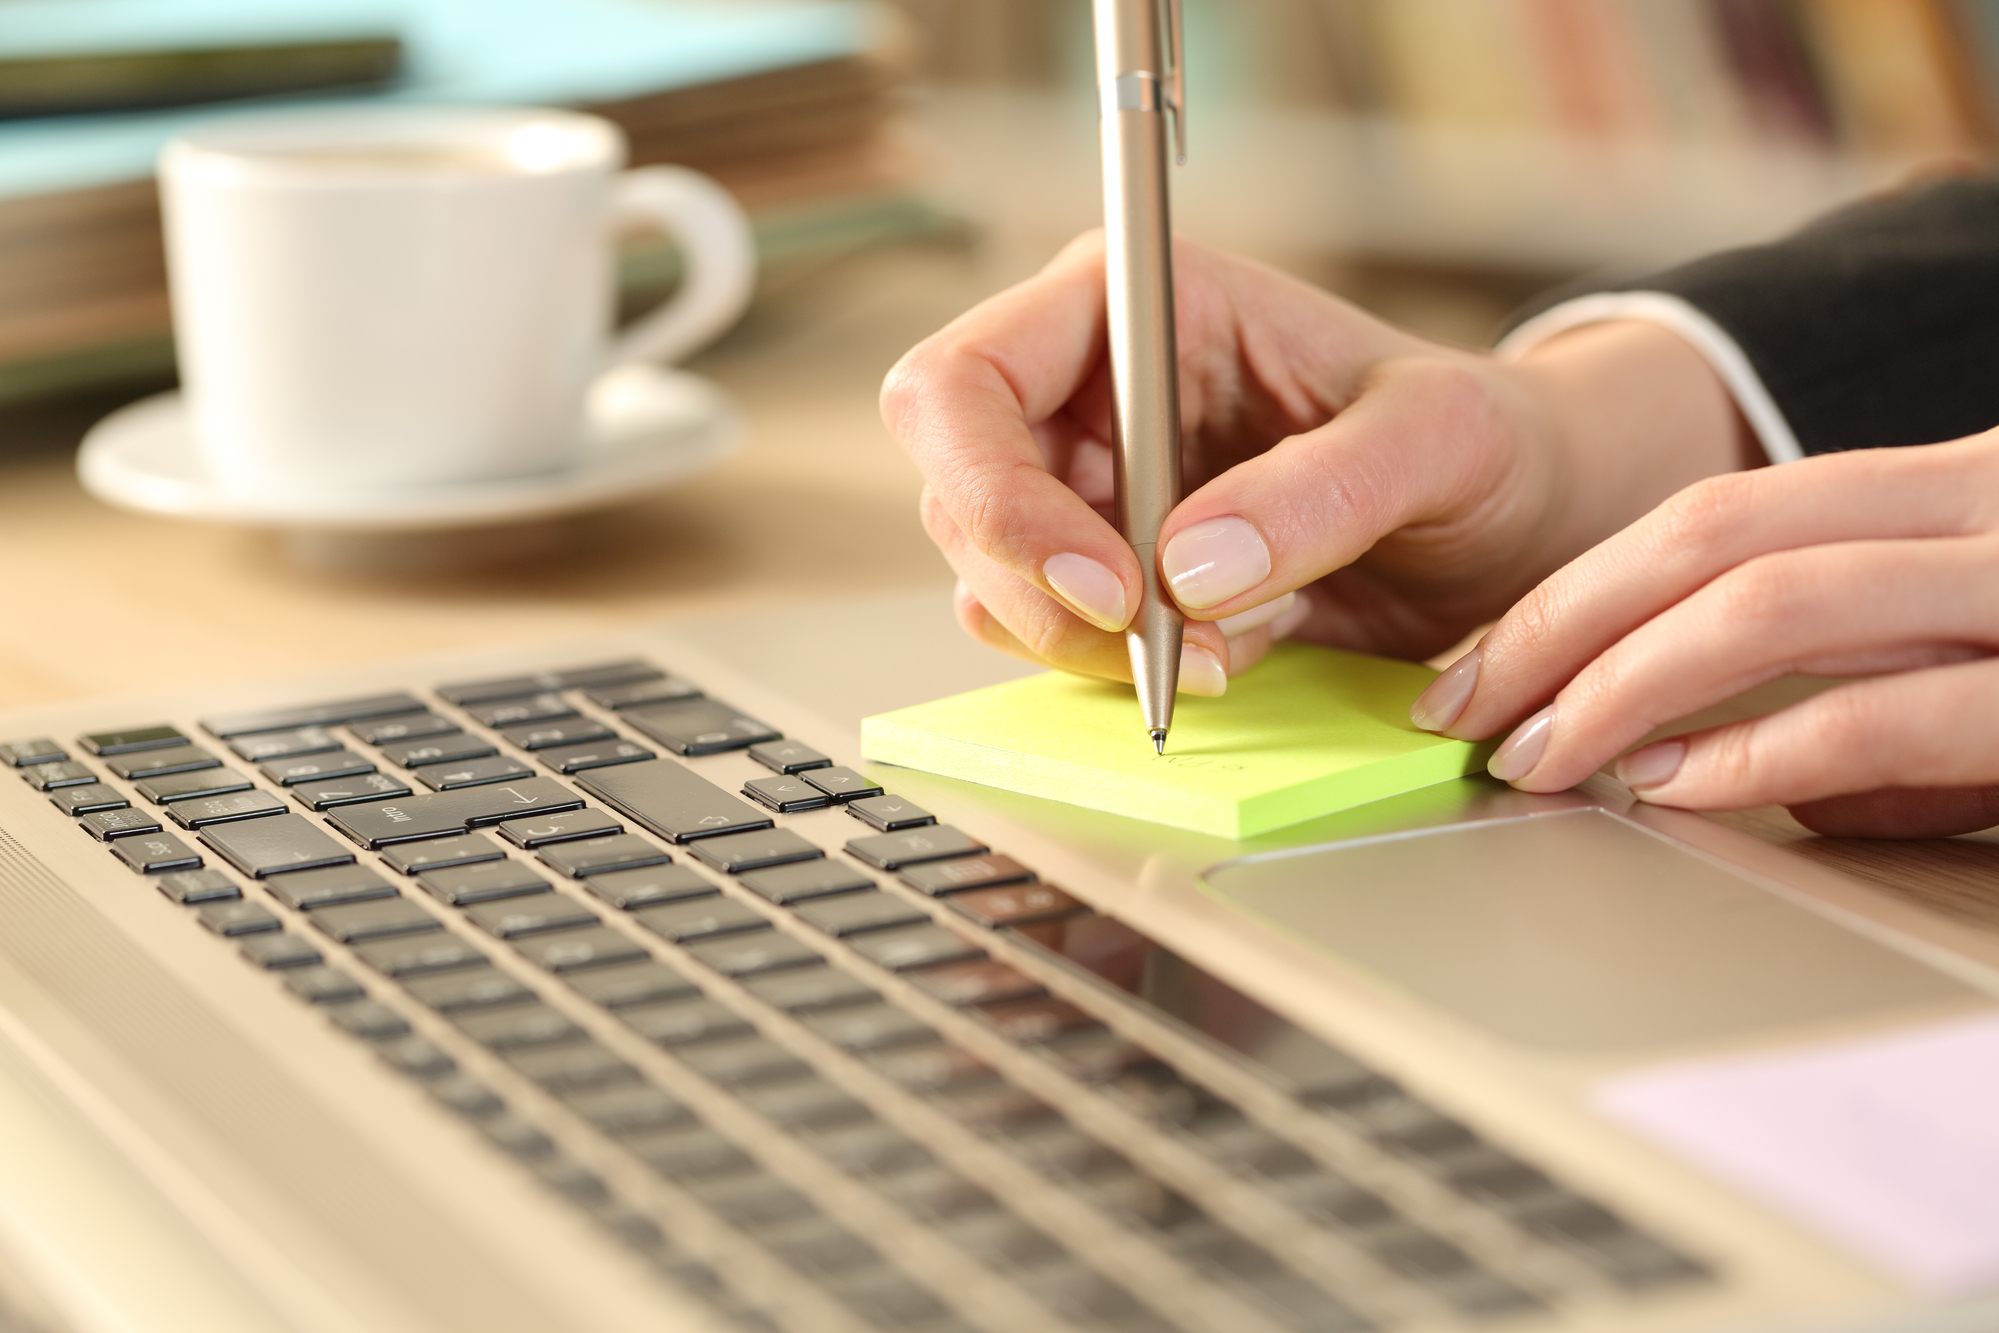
[1163,0,1186,164]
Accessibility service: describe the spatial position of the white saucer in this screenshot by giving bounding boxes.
[77,364,741,532]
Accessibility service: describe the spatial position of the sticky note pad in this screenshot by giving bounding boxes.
[861,642,1486,839]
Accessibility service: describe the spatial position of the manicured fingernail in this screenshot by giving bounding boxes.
[1617,739,1686,792]
[1487,704,1554,783]
[1042,552,1128,631]
[1162,516,1271,610]
[1177,643,1227,697]
[1409,647,1480,732]
[1216,591,1296,638]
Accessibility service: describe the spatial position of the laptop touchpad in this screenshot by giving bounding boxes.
[1201,808,1983,1054]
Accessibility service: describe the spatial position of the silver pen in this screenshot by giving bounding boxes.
[1093,0,1186,754]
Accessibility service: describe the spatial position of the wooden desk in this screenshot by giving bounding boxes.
[2,238,1996,946]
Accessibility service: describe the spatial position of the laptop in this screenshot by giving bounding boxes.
[0,585,1990,1333]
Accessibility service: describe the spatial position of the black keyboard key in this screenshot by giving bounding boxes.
[156,868,241,904]
[25,761,101,790]
[80,724,185,755]
[307,897,439,944]
[240,932,322,969]
[417,860,549,906]
[802,1003,936,1052]
[403,967,533,1012]
[741,775,830,814]
[376,1034,454,1077]
[581,863,715,910]
[945,882,1083,928]
[802,1120,932,1175]
[497,718,610,752]
[107,746,220,780]
[845,795,934,832]
[415,756,535,792]
[908,959,1043,1007]
[536,739,655,774]
[110,832,203,873]
[325,778,583,848]
[741,1077,871,1129]
[1,738,64,766]
[49,783,126,815]
[427,1074,504,1119]
[980,998,1095,1045]
[283,966,368,1005]
[497,808,623,848]
[623,699,779,756]
[265,863,396,910]
[633,896,766,943]
[686,828,821,874]
[800,767,882,803]
[204,693,426,738]
[464,891,598,938]
[350,713,459,746]
[561,1083,692,1134]
[576,761,771,845]
[846,827,987,871]
[678,1036,808,1087]
[139,768,258,805]
[479,1114,556,1158]
[794,892,928,937]
[79,807,162,840]
[380,832,505,874]
[196,900,279,935]
[260,750,374,787]
[620,997,752,1046]
[743,967,878,1013]
[623,1124,752,1179]
[437,661,660,705]
[847,924,982,972]
[201,814,354,878]
[228,727,340,763]
[168,789,289,830]
[455,1003,583,1050]
[514,925,648,973]
[466,693,577,729]
[566,959,700,1009]
[291,772,412,811]
[585,677,700,711]
[747,739,831,774]
[683,1174,814,1228]
[683,931,822,978]
[736,860,873,905]
[352,933,487,977]
[381,734,496,769]
[504,1042,638,1093]
[537,833,671,878]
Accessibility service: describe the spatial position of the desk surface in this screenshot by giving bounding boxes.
[3,239,1996,947]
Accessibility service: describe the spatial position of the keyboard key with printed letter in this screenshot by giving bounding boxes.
[306,897,440,944]
[747,739,830,774]
[497,808,622,848]
[80,724,186,755]
[576,761,770,844]
[200,814,355,877]
[110,831,203,873]
[381,735,496,769]
[466,693,577,729]
[535,739,654,775]
[380,833,504,875]
[291,772,412,811]
[736,859,873,905]
[23,761,97,791]
[464,892,599,939]
[845,827,989,871]
[325,778,583,848]
[168,789,289,829]
[109,746,221,781]
[846,795,935,832]
[1,738,64,766]
[742,775,829,813]
[417,756,535,791]
[497,718,609,751]
[584,676,700,711]
[416,861,549,906]
[228,727,340,763]
[800,767,882,804]
[203,693,426,739]
[136,768,256,804]
[898,853,1037,897]
[436,661,660,706]
[350,713,458,745]
[50,783,127,815]
[686,828,822,875]
[260,750,374,787]
[80,807,162,840]
[623,700,780,757]
[264,863,396,911]
[633,896,766,943]
[538,834,671,878]
[581,864,715,910]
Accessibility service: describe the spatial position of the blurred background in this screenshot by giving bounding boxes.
[0,0,1993,703]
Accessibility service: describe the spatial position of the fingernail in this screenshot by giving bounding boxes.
[1042,552,1128,631]
[1177,643,1227,697]
[1216,591,1296,638]
[1409,647,1480,732]
[1617,739,1686,792]
[1487,704,1554,783]
[1162,516,1272,610]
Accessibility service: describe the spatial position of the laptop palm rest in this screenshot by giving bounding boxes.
[1201,807,1987,1054]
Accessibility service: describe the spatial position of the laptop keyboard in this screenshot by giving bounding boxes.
[10,658,1713,1333]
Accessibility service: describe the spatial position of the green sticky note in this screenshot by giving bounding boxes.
[861,642,1489,840]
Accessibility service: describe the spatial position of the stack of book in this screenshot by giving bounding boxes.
[0,0,922,407]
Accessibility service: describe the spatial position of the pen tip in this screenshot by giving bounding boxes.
[1150,729,1167,755]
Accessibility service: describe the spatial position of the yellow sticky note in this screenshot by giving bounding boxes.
[861,642,1490,839]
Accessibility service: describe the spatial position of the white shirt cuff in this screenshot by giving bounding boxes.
[1494,291,1805,465]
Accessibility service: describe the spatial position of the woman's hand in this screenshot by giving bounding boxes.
[1415,431,1999,837]
[882,232,1751,693]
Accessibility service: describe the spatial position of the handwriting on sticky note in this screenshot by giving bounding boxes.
[1597,1011,1999,1296]
[861,642,1485,839]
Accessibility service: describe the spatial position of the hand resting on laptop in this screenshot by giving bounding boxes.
[882,229,1999,839]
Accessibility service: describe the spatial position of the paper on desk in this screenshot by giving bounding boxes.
[1597,1011,1999,1296]
[860,642,1486,839]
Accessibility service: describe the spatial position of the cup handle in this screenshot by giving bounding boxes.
[607,166,756,368]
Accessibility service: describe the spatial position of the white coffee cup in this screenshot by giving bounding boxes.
[159,106,755,497]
